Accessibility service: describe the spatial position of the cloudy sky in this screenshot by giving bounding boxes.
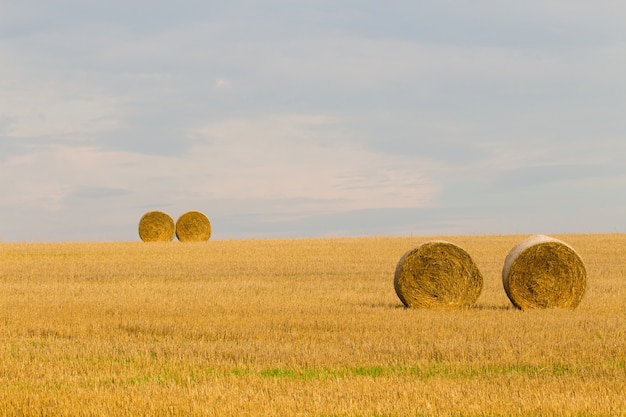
[1,1,626,241]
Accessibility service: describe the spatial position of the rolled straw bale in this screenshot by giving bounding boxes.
[138,211,175,242]
[175,211,212,242]
[394,241,483,309]
[502,235,586,310]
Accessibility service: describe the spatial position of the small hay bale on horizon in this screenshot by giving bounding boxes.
[394,241,483,309]
[138,211,175,242]
[502,235,587,310]
[175,211,212,242]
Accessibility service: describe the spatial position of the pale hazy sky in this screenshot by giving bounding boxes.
[1,1,626,241]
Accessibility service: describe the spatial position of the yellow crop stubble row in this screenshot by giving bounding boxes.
[0,235,625,416]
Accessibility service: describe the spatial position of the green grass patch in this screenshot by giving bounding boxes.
[230,362,578,381]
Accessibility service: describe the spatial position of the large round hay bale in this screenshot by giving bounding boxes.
[502,235,586,310]
[394,241,483,309]
[175,211,212,242]
[138,211,175,242]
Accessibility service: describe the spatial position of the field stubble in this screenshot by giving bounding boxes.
[0,234,625,416]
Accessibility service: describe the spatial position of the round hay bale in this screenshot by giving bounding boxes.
[502,235,586,310]
[175,211,212,242]
[394,241,483,309]
[138,211,175,242]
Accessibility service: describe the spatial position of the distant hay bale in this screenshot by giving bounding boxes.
[138,211,175,242]
[175,211,212,242]
[394,241,483,309]
[502,235,586,310]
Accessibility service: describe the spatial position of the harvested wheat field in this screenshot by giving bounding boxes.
[0,234,624,416]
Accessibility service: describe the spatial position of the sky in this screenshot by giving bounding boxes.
[1,1,626,242]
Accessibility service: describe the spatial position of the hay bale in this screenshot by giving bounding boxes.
[175,211,212,242]
[138,211,175,242]
[394,241,483,309]
[502,235,586,310]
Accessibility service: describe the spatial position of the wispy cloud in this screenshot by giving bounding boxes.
[1,1,626,241]
[189,114,441,213]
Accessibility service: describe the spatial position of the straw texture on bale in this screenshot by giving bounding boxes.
[394,241,483,309]
[138,211,175,242]
[175,211,212,242]
[502,235,586,310]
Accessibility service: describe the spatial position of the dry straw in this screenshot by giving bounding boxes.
[394,241,483,309]
[502,235,586,310]
[175,211,212,242]
[138,211,175,242]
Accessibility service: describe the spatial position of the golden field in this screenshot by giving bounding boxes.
[0,234,624,416]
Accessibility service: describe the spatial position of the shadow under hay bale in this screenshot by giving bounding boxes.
[502,235,587,310]
[138,211,175,242]
[394,241,483,309]
[175,211,212,242]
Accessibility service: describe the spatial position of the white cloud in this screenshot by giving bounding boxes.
[2,1,626,240]
[0,113,441,218]
[0,145,168,210]
[121,72,173,80]
[0,46,123,140]
[215,79,231,89]
[187,114,441,213]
